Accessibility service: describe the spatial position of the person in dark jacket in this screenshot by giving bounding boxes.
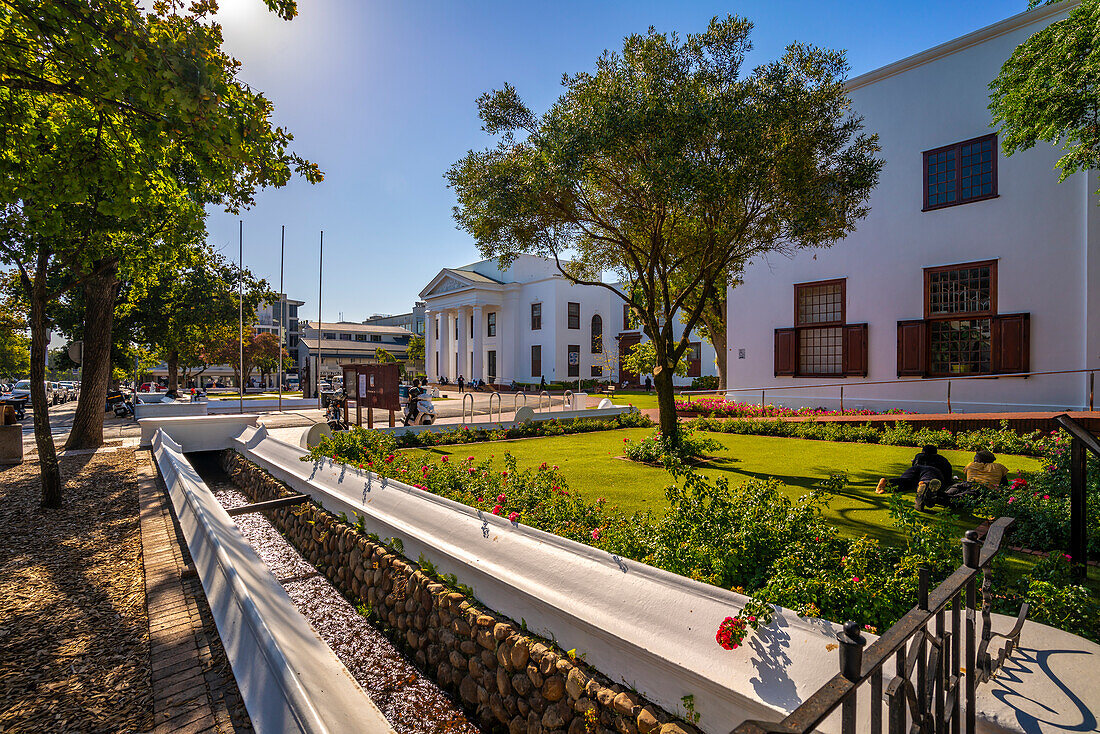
[875,445,954,511]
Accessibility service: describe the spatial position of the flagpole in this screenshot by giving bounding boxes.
[238,220,244,415]
[317,230,323,410]
[278,225,284,414]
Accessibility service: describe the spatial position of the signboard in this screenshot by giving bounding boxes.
[568,351,580,366]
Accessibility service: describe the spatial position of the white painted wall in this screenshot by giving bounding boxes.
[725,4,1096,412]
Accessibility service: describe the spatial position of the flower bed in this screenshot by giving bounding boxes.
[305,430,1100,643]
[675,398,910,418]
[391,411,653,449]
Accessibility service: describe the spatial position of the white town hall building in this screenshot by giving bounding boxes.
[420,255,718,387]
[725,2,1100,413]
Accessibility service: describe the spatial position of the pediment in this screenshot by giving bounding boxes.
[426,275,468,296]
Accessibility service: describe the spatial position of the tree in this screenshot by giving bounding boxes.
[0,1,321,506]
[375,346,406,378]
[0,281,29,379]
[622,340,687,382]
[447,16,881,442]
[989,0,1100,197]
[209,330,281,390]
[407,335,425,363]
[127,247,270,392]
[675,266,741,391]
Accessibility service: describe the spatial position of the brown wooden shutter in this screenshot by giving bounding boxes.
[897,320,927,377]
[774,328,797,376]
[842,324,868,377]
[992,313,1030,374]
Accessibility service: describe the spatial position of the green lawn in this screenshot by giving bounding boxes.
[408,430,1042,546]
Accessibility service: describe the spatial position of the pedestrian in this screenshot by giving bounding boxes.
[457,375,465,393]
[539,376,546,391]
[874,445,954,511]
[644,374,652,393]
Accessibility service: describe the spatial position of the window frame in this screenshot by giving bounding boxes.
[567,302,580,330]
[922,133,998,212]
[531,302,542,331]
[590,314,603,353]
[567,344,580,377]
[531,344,541,377]
[793,278,846,378]
[487,311,497,337]
[370,334,382,343]
[923,259,998,377]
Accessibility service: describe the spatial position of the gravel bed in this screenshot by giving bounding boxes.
[0,450,153,733]
[197,460,481,734]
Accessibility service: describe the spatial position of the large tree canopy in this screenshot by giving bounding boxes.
[989,0,1100,196]
[447,15,882,440]
[0,0,321,507]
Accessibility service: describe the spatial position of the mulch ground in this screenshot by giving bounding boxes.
[0,450,154,733]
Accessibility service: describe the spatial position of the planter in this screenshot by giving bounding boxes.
[0,423,23,466]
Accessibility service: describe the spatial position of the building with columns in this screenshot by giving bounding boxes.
[420,255,718,387]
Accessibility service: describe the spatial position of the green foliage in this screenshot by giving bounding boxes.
[447,15,882,439]
[406,335,425,363]
[0,298,29,378]
[989,0,1100,197]
[385,411,653,449]
[623,426,721,465]
[690,375,720,390]
[622,341,687,380]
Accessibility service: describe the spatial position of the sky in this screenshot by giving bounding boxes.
[205,0,1030,322]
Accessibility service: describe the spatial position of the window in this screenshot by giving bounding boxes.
[323,332,337,340]
[370,334,382,343]
[923,134,997,211]
[355,334,367,342]
[590,365,603,377]
[487,350,497,379]
[926,261,994,375]
[487,312,497,337]
[567,302,580,330]
[686,342,702,378]
[591,314,603,353]
[531,345,541,377]
[434,319,438,340]
[774,279,867,378]
[567,345,580,377]
[289,305,298,318]
[531,303,542,330]
[454,317,459,340]
[796,280,844,376]
[339,334,352,341]
[470,315,474,334]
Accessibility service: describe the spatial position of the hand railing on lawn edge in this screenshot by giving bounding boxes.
[512,391,527,414]
[675,368,1098,412]
[732,517,1026,734]
[461,393,474,426]
[487,391,502,423]
[1054,413,1098,580]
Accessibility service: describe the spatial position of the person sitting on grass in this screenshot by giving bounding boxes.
[921,450,1009,509]
[874,445,954,511]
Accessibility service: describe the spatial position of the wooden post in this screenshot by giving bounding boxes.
[1070,437,1087,581]
[367,405,373,429]
[389,409,395,427]
[356,397,362,427]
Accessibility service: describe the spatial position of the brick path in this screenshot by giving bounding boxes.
[137,454,251,733]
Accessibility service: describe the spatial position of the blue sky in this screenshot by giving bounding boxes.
[206,0,1028,321]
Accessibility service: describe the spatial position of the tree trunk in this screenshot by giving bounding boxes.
[28,250,62,508]
[65,261,119,450]
[653,364,679,442]
[699,296,728,391]
[167,350,179,392]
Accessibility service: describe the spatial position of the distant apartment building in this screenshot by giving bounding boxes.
[255,294,305,374]
[297,320,414,390]
[364,302,426,337]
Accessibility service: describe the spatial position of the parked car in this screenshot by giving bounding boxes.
[9,379,53,407]
[138,382,164,393]
[59,381,78,401]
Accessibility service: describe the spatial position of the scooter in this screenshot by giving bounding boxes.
[403,388,436,426]
[325,392,348,431]
[113,391,135,418]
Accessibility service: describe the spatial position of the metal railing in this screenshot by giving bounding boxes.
[676,368,1098,413]
[512,391,527,414]
[734,518,1026,734]
[563,390,573,410]
[488,391,502,423]
[461,393,474,425]
[538,390,551,412]
[1054,413,1098,580]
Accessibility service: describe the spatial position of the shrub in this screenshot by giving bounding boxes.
[689,375,720,390]
[623,426,721,465]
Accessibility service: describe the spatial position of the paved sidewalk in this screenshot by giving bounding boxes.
[138,456,251,733]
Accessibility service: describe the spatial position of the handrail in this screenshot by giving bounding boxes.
[1054,414,1097,581]
[512,391,527,414]
[735,518,1022,734]
[461,393,474,426]
[538,390,551,412]
[563,390,573,410]
[487,391,502,423]
[1055,413,1100,455]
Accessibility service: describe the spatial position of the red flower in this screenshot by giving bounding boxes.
[508,512,519,523]
[591,528,601,541]
[497,494,506,504]
[492,504,502,515]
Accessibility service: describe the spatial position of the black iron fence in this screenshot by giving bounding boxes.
[1055,413,1098,581]
[733,517,1028,734]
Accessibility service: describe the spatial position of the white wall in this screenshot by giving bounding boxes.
[725,6,1095,412]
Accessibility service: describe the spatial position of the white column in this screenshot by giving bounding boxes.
[437,311,449,381]
[424,309,435,381]
[498,299,513,384]
[471,305,484,381]
[456,306,468,381]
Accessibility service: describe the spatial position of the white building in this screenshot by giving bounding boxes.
[255,294,305,374]
[725,3,1099,413]
[420,255,718,387]
[297,321,414,392]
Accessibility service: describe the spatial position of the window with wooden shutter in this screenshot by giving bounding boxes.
[991,313,1030,374]
[897,320,927,376]
[774,328,797,376]
[842,324,868,377]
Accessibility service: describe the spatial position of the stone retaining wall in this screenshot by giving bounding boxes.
[222,450,697,734]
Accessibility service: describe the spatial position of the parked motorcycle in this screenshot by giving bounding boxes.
[111,390,135,418]
[325,392,348,431]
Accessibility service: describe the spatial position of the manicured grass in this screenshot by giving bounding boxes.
[408,429,1043,546]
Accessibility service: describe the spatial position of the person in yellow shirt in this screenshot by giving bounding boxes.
[964,450,1010,490]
